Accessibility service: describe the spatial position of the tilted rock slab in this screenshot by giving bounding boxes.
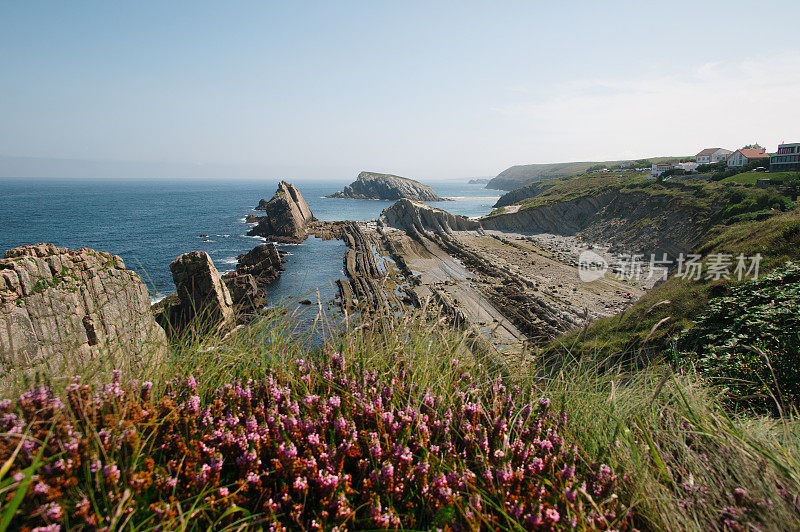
[248,181,315,243]
[169,251,235,333]
[0,244,168,372]
[379,198,482,236]
[328,171,448,201]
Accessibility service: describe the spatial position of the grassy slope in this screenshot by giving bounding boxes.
[4,310,800,530]
[722,171,797,184]
[487,157,687,191]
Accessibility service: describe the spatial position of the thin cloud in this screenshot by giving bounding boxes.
[492,52,800,160]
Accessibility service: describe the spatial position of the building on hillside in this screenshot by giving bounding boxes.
[695,148,732,164]
[651,163,674,178]
[770,142,800,172]
[677,162,699,172]
[727,145,769,168]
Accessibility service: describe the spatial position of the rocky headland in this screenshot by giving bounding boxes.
[248,181,315,243]
[0,244,168,372]
[327,171,447,201]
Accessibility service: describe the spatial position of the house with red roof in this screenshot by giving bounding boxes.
[695,148,732,164]
[727,145,770,168]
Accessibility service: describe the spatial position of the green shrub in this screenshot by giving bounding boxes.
[677,262,800,412]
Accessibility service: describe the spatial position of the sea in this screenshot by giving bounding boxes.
[0,178,499,317]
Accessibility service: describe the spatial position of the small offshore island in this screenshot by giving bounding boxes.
[327,170,449,201]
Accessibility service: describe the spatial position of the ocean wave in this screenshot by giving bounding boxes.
[244,235,267,241]
[150,292,168,305]
[216,234,230,238]
[222,257,239,264]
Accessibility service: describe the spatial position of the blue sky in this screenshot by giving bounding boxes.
[1,1,799,180]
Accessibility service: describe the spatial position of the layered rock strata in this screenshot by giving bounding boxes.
[0,244,168,372]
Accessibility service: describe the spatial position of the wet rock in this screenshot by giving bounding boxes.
[328,171,448,201]
[248,181,315,243]
[245,214,263,223]
[0,243,168,372]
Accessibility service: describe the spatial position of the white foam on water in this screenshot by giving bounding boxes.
[150,292,168,304]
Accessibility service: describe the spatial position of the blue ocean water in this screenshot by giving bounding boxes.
[0,178,499,311]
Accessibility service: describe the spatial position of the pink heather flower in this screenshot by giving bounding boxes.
[246,472,259,483]
[545,508,560,522]
[76,498,90,512]
[185,375,198,392]
[328,396,341,408]
[539,397,551,408]
[40,502,63,520]
[31,526,60,532]
[13,472,25,482]
[494,449,505,459]
[307,433,320,445]
[33,481,50,495]
[187,395,201,413]
[294,476,308,491]
[218,487,229,497]
[103,464,120,485]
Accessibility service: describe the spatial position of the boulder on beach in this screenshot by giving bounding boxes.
[248,181,315,243]
[327,171,448,201]
[0,243,168,372]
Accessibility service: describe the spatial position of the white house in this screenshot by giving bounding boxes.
[770,142,800,172]
[727,145,769,168]
[695,148,732,164]
[651,163,674,178]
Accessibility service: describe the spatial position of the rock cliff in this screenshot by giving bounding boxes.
[248,181,315,243]
[482,190,711,256]
[0,244,168,372]
[379,199,482,236]
[328,172,447,201]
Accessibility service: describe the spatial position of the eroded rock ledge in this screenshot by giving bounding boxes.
[328,171,448,202]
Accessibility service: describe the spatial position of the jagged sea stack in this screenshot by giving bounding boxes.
[0,244,168,372]
[248,181,315,243]
[328,171,448,201]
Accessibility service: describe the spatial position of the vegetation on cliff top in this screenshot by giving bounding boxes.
[3,309,800,530]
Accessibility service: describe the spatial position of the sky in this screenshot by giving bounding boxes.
[1,0,799,181]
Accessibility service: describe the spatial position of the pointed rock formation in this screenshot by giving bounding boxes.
[0,243,168,372]
[328,171,447,201]
[248,181,315,243]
